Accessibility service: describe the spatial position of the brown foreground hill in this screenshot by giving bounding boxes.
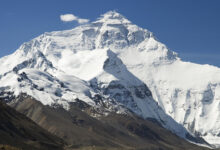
[0,95,210,150]
[0,101,64,150]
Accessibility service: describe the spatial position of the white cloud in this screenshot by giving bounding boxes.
[60,14,77,22]
[60,13,89,24]
[77,18,89,24]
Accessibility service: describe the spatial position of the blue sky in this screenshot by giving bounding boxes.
[1,0,220,67]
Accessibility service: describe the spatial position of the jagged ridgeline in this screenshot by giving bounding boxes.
[0,11,220,148]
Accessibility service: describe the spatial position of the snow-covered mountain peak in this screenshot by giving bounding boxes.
[6,11,178,67]
[0,11,178,78]
[95,10,131,24]
[2,11,220,147]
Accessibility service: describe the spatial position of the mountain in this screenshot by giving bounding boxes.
[0,10,220,148]
[0,101,64,150]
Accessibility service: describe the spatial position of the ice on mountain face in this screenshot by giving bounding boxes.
[0,68,98,109]
[95,12,152,49]
[58,49,108,80]
[1,11,220,147]
[88,50,189,138]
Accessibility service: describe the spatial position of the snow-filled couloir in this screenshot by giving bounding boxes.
[0,11,220,147]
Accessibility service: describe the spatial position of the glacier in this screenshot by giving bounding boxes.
[0,11,220,147]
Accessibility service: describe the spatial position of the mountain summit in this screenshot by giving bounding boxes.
[96,11,131,23]
[0,11,220,147]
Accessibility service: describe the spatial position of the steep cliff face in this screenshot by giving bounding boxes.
[0,11,220,147]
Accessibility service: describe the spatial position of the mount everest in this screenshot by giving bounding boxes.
[0,11,220,148]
